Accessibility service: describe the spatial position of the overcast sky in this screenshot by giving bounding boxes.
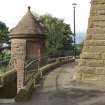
[0,0,91,33]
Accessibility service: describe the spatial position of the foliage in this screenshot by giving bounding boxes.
[0,21,10,61]
[0,21,9,45]
[77,41,84,52]
[0,51,10,60]
[38,14,73,57]
[76,41,84,56]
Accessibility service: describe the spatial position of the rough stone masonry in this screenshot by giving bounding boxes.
[74,0,105,81]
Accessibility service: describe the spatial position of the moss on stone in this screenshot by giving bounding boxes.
[15,78,34,101]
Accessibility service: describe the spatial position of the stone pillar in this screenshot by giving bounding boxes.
[11,39,26,93]
[74,0,105,81]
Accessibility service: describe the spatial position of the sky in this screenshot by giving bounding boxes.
[0,0,91,41]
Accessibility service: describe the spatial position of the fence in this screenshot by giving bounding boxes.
[24,56,73,84]
[0,55,74,84]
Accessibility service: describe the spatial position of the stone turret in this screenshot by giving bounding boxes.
[10,6,46,37]
[10,6,46,60]
[74,0,105,81]
[10,7,46,93]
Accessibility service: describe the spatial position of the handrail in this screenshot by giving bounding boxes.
[24,56,73,84]
[25,59,39,69]
[24,58,39,84]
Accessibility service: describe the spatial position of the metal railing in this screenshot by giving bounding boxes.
[24,56,74,84]
[0,54,74,86]
[24,59,39,84]
[8,57,16,71]
[24,56,50,84]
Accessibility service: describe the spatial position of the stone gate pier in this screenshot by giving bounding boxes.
[10,7,46,93]
[74,0,105,81]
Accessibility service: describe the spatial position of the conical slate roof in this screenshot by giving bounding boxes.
[10,7,46,37]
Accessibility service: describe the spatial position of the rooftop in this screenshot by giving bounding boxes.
[10,6,46,37]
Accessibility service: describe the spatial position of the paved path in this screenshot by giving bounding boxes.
[1,62,105,105]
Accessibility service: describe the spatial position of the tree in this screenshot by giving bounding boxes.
[0,21,9,44]
[76,41,84,56]
[79,41,84,50]
[0,21,9,60]
[38,14,73,57]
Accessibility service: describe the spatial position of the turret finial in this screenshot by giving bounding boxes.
[28,6,31,11]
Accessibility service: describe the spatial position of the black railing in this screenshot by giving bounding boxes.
[24,59,39,84]
[24,56,50,84]
[24,56,74,84]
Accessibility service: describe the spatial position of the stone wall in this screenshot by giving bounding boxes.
[74,0,105,81]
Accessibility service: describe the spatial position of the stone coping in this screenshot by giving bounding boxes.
[0,70,16,87]
[15,57,75,101]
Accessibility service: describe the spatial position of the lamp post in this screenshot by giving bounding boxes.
[72,3,77,58]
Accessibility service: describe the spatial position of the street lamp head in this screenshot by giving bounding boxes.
[72,3,77,8]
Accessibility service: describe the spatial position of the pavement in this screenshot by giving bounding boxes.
[1,62,105,105]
